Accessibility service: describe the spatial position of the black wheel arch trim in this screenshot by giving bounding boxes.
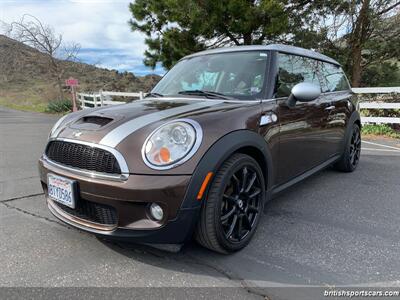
[342,110,361,152]
[181,130,273,210]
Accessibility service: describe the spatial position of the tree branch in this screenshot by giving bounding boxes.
[223,28,240,45]
[377,1,400,15]
[6,14,80,100]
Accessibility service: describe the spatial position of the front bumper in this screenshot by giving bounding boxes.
[38,156,199,244]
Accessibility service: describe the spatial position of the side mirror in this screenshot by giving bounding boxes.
[287,82,321,108]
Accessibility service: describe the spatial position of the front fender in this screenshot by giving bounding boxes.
[181,130,273,209]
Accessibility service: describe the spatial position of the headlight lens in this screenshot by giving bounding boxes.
[142,119,202,169]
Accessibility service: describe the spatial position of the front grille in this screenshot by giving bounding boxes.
[54,198,118,226]
[46,141,121,174]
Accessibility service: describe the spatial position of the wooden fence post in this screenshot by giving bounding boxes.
[78,93,84,110]
[99,90,104,107]
[93,94,97,108]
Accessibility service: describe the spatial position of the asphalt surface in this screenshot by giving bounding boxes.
[1,106,400,299]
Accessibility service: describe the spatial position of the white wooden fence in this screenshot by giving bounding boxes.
[77,91,145,109]
[78,87,400,124]
[353,87,400,124]
[352,87,400,94]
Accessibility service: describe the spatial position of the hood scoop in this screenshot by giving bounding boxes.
[70,115,114,131]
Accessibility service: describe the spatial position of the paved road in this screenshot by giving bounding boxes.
[1,107,400,299]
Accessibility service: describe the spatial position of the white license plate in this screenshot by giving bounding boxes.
[47,174,76,209]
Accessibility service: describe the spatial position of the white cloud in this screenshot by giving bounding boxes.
[0,0,162,75]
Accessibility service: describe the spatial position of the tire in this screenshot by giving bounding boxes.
[334,123,361,172]
[195,153,265,254]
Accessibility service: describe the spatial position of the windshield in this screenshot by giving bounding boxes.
[152,51,269,100]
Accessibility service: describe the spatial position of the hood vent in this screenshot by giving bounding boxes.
[81,116,113,126]
[70,116,114,130]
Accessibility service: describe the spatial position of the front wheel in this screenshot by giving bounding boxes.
[195,153,265,254]
[334,123,361,172]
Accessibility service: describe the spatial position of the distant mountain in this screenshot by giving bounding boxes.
[0,34,161,107]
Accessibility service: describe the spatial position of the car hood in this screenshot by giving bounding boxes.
[53,97,261,174]
[56,98,247,144]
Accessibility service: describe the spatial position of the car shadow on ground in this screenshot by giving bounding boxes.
[97,154,400,287]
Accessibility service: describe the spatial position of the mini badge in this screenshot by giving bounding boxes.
[72,131,83,138]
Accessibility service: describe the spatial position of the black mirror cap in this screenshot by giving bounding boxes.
[287,82,321,107]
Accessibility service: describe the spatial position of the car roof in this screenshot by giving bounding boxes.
[182,44,340,66]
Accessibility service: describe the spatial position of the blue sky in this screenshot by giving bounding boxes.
[0,0,165,76]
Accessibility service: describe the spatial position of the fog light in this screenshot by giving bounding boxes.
[150,203,164,221]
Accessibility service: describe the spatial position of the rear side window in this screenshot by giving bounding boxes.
[319,63,350,92]
[275,53,322,98]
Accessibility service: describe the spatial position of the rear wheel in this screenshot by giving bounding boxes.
[334,123,361,172]
[195,153,265,254]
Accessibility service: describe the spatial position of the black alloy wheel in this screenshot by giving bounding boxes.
[195,153,265,254]
[334,123,361,172]
[349,126,361,168]
[220,166,262,242]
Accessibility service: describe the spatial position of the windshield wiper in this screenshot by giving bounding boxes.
[145,92,164,98]
[178,90,234,100]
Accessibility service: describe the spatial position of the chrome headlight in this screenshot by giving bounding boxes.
[142,119,203,170]
[49,114,69,138]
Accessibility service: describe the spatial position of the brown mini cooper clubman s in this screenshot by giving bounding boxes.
[39,45,361,254]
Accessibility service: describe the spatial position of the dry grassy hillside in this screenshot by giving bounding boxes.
[0,34,161,111]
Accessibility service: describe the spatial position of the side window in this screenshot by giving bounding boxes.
[319,63,350,92]
[275,53,321,98]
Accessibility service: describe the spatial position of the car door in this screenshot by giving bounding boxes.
[318,62,353,156]
[262,53,328,186]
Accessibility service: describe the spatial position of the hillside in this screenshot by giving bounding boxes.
[0,34,161,111]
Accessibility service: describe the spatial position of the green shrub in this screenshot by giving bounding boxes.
[361,124,400,139]
[46,99,72,113]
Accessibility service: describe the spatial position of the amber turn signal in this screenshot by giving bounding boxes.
[197,172,213,201]
[159,147,171,163]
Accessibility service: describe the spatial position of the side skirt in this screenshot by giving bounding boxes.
[271,155,341,198]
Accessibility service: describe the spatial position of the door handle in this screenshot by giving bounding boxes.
[325,105,335,111]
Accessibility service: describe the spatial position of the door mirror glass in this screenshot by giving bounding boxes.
[291,82,321,102]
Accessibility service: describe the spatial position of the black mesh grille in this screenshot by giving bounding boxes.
[54,198,118,226]
[46,141,121,174]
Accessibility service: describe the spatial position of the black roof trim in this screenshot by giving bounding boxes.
[182,44,340,66]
